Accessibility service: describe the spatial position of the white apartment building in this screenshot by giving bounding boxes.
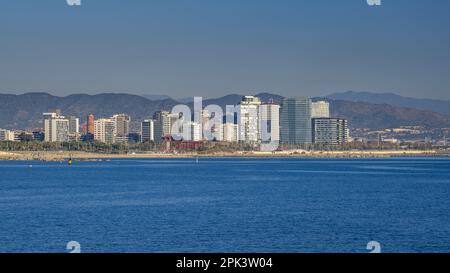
[0,129,15,141]
[43,113,70,142]
[112,114,131,137]
[259,103,280,143]
[222,123,239,142]
[238,96,261,143]
[94,118,116,144]
[190,122,202,141]
[112,114,131,144]
[311,101,330,118]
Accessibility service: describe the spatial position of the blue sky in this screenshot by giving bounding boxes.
[0,0,449,99]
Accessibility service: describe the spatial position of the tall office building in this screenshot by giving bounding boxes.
[113,114,130,137]
[280,97,312,145]
[68,116,80,142]
[112,114,131,143]
[259,103,280,143]
[311,101,330,118]
[238,96,261,143]
[312,118,348,145]
[94,118,116,144]
[141,119,154,143]
[153,111,172,143]
[43,112,70,142]
[87,114,95,135]
[68,116,79,134]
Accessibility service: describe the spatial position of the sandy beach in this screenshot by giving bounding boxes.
[0,150,447,161]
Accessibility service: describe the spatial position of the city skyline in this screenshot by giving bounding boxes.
[1,0,450,100]
[2,92,447,148]
[1,95,350,147]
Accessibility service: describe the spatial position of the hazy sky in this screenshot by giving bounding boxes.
[1,0,449,99]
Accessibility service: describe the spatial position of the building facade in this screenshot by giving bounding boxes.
[259,103,280,143]
[153,111,172,143]
[32,130,45,141]
[188,122,202,141]
[94,118,116,144]
[141,119,154,143]
[87,114,95,135]
[68,116,80,141]
[238,96,261,143]
[68,116,79,134]
[280,97,312,145]
[43,112,70,142]
[222,123,239,142]
[312,118,349,145]
[311,101,330,118]
[112,114,131,144]
[0,129,15,141]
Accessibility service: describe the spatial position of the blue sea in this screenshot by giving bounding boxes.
[0,157,449,253]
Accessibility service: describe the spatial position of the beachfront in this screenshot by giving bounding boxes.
[0,150,447,161]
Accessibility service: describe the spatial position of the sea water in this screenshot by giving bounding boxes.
[0,158,449,253]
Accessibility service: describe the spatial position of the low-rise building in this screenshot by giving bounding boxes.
[312,118,349,145]
[0,129,15,141]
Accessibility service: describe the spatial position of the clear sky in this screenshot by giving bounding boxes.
[0,0,449,99]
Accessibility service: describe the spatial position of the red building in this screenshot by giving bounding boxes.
[87,114,95,135]
[173,141,202,150]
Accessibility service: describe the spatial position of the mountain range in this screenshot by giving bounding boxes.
[327,91,450,116]
[0,92,449,131]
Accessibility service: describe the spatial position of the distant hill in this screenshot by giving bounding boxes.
[176,97,195,104]
[200,94,245,109]
[0,93,179,129]
[330,100,450,130]
[0,92,449,130]
[327,91,450,116]
[199,93,284,109]
[140,94,172,101]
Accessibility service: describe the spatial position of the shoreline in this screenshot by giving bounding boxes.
[0,150,448,161]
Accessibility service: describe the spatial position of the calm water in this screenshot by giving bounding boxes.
[0,157,449,253]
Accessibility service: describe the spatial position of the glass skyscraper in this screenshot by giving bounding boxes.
[280,97,312,145]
